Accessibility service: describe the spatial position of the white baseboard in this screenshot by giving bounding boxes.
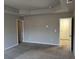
[4,43,18,51]
[23,41,59,46]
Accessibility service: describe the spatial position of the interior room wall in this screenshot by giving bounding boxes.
[23,13,73,45]
[4,13,18,50]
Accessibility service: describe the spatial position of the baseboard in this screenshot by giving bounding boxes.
[23,41,59,46]
[4,43,18,51]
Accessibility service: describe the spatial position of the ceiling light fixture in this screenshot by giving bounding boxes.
[67,0,72,4]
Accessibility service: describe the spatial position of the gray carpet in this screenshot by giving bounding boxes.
[4,43,74,59]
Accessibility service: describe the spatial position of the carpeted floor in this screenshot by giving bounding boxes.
[4,43,74,59]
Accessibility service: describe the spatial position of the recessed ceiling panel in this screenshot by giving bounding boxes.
[4,0,60,10]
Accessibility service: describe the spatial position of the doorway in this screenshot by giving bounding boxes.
[16,19,24,44]
[60,18,72,51]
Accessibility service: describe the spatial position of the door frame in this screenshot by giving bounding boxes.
[71,17,75,52]
[21,20,24,42]
[16,19,19,45]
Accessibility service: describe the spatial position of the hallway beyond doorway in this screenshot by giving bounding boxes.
[60,18,72,51]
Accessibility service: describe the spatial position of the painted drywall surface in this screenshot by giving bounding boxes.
[4,13,18,50]
[24,13,72,45]
[4,5,19,15]
[4,5,19,13]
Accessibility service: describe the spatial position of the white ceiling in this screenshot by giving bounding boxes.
[4,0,74,15]
[4,0,60,10]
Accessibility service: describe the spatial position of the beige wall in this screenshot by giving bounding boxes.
[4,13,18,50]
[23,13,73,45]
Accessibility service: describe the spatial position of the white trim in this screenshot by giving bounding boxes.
[16,19,19,45]
[4,44,18,51]
[4,10,19,15]
[23,41,59,46]
[22,20,24,42]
